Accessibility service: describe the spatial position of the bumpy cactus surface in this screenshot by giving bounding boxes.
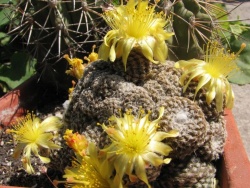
[62,58,225,187]
[58,1,228,187]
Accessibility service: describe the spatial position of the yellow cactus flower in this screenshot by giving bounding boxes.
[64,129,88,157]
[99,107,178,187]
[68,80,76,100]
[175,42,246,112]
[84,45,99,63]
[98,0,174,69]
[64,54,85,79]
[63,143,115,188]
[6,113,63,174]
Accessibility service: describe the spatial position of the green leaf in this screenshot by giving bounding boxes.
[0,0,19,27]
[0,52,36,89]
[229,24,250,40]
[0,7,12,27]
[0,32,10,46]
[228,28,250,84]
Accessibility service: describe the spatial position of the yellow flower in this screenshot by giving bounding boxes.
[64,54,85,79]
[63,143,115,188]
[6,113,63,174]
[98,0,174,70]
[68,80,76,100]
[64,129,88,157]
[175,42,246,112]
[84,45,99,63]
[99,107,178,187]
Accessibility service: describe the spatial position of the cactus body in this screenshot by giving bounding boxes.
[165,0,224,60]
[7,0,105,61]
[63,57,225,187]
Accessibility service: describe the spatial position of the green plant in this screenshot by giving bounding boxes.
[0,0,108,93]
[201,2,250,84]
[156,0,228,60]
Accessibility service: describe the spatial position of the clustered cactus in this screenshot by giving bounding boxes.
[2,0,245,187]
[59,0,243,187]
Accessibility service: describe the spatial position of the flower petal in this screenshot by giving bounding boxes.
[139,38,158,64]
[98,43,110,61]
[122,38,136,70]
[115,39,124,58]
[147,140,173,155]
[110,39,118,62]
[207,89,216,107]
[135,156,150,187]
[225,82,234,109]
[215,79,224,112]
[153,40,168,62]
[40,116,62,132]
[195,74,211,97]
[39,155,51,163]
[163,158,171,164]
[175,59,203,69]
[114,154,129,180]
[183,68,206,92]
[104,30,118,46]
[152,130,179,141]
[36,133,61,149]
[22,156,34,174]
[142,152,164,166]
[151,107,164,125]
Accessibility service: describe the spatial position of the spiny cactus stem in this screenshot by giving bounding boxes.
[72,1,104,41]
[20,0,31,24]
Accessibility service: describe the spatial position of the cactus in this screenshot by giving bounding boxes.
[156,0,228,60]
[0,0,231,91]
[0,0,239,187]
[60,1,233,187]
[6,0,105,60]
[0,0,109,92]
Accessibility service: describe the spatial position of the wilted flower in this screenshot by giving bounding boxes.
[64,129,88,157]
[68,80,76,100]
[84,45,99,63]
[63,143,115,188]
[98,0,174,69]
[99,107,178,187]
[64,54,85,79]
[6,113,62,174]
[175,42,246,112]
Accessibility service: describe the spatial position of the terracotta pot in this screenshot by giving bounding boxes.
[220,109,250,188]
[0,75,39,126]
[0,74,68,126]
[0,78,250,187]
